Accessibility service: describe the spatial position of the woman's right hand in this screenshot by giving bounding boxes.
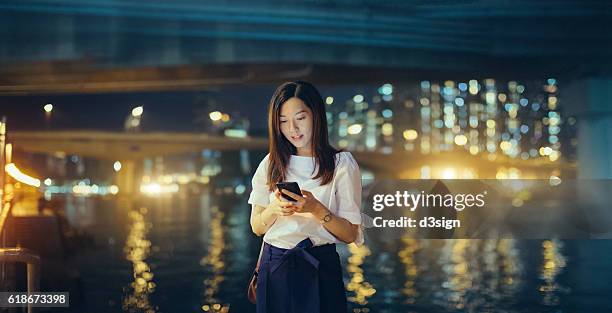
[269,189,296,216]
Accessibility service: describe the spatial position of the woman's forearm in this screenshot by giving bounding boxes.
[250,204,278,236]
[312,203,359,244]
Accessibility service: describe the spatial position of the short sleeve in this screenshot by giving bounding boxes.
[334,153,364,245]
[248,154,271,207]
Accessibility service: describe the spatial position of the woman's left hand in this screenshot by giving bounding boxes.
[280,189,325,215]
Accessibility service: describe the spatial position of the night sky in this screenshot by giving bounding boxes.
[0,86,271,133]
[0,83,367,135]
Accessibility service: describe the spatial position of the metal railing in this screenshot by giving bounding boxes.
[0,248,41,313]
[1,193,42,313]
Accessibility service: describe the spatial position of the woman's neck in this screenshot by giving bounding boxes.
[295,147,313,157]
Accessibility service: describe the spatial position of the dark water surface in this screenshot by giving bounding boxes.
[61,191,612,313]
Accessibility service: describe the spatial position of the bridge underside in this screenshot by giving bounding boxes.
[1,1,611,94]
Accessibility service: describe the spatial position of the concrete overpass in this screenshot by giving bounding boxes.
[9,130,268,194]
[10,131,569,179]
[10,131,268,160]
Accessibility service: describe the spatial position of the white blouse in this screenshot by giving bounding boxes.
[248,151,363,248]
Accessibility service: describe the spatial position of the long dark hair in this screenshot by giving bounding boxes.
[266,81,339,190]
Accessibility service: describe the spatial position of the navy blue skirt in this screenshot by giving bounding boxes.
[256,238,347,313]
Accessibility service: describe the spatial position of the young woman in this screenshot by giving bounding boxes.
[248,81,363,313]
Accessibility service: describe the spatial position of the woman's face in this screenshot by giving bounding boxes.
[279,97,313,155]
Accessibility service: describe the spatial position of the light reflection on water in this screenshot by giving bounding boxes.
[346,243,376,311]
[199,205,230,313]
[539,239,567,306]
[439,239,472,310]
[398,238,419,304]
[60,191,612,313]
[122,207,157,313]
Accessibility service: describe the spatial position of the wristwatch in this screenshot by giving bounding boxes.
[321,211,333,223]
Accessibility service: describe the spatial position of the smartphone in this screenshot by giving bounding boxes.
[275,182,302,202]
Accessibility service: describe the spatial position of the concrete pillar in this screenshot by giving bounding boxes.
[565,79,612,178]
[564,79,612,237]
[116,160,137,195]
